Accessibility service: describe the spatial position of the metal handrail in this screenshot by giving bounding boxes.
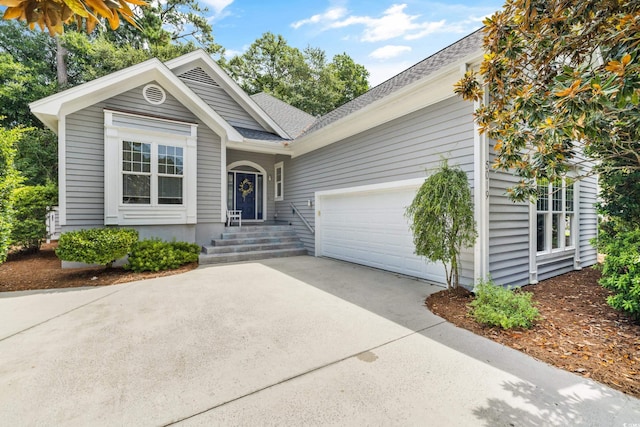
[290,202,315,234]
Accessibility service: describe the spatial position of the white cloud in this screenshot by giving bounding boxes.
[291,7,348,29]
[201,0,234,14]
[293,3,459,43]
[365,60,414,86]
[369,45,411,60]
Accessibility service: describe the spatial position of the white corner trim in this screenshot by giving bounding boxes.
[573,179,582,270]
[473,91,490,284]
[220,134,228,223]
[58,116,66,226]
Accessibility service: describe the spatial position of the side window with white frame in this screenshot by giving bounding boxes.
[536,177,575,253]
[104,110,196,225]
[274,161,284,201]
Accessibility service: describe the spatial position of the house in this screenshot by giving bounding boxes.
[29,29,598,286]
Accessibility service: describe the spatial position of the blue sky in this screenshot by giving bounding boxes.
[202,1,504,86]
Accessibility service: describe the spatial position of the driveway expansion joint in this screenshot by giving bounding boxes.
[164,320,447,426]
[0,286,129,342]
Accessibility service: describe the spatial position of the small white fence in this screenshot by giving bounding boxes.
[46,206,61,243]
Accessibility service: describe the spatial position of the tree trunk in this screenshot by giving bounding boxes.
[56,37,68,87]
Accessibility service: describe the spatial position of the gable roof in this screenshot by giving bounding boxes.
[250,93,316,139]
[165,51,290,139]
[301,29,484,138]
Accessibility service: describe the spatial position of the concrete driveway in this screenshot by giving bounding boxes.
[1,256,638,426]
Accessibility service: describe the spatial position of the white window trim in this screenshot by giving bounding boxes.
[104,110,197,225]
[529,176,579,283]
[274,161,284,201]
[535,178,576,256]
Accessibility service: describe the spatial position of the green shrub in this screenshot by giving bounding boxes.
[0,125,25,263]
[10,184,57,252]
[125,239,200,272]
[599,227,640,319]
[469,280,540,329]
[56,228,138,268]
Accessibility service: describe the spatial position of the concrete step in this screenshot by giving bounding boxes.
[202,241,304,255]
[211,235,300,247]
[199,247,308,264]
[224,225,292,233]
[221,230,297,240]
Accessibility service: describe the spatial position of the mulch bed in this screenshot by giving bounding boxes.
[426,267,640,398]
[0,242,197,292]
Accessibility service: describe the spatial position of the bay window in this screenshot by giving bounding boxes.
[104,110,196,225]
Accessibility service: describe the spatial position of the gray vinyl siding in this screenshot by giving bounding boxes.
[64,83,223,229]
[66,105,105,226]
[226,150,277,220]
[487,168,530,286]
[197,126,222,223]
[537,256,575,281]
[179,78,264,131]
[276,96,475,282]
[579,174,598,268]
[104,82,197,123]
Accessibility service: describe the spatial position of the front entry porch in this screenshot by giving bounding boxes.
[199,224,306,264]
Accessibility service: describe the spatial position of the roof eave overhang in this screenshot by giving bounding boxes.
[290,50,483,158]
[228,139,293,156]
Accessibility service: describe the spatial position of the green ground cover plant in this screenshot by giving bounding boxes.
[469,279,540,329]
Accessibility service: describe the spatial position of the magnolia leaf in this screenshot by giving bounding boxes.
[83,0,113,18]
[0,0,24,7]
[2,5,24,19]
[62,0,89,18]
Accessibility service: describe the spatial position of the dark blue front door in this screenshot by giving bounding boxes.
[235,173,256,220]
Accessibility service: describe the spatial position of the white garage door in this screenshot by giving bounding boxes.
[316,180,446,284]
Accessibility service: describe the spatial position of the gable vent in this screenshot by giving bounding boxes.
[179,67,220,87]
[143,84,166,105]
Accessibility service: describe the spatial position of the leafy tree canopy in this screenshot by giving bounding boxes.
[225,32,369,116]
[455,0,640,204]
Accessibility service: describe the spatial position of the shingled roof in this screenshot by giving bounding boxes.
[250,92,316,139]
[300,28,484,137]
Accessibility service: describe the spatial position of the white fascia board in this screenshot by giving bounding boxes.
[29,57,242,142]
[290,51,483,158]
[166,50,291,139]
[226,139,293,156]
